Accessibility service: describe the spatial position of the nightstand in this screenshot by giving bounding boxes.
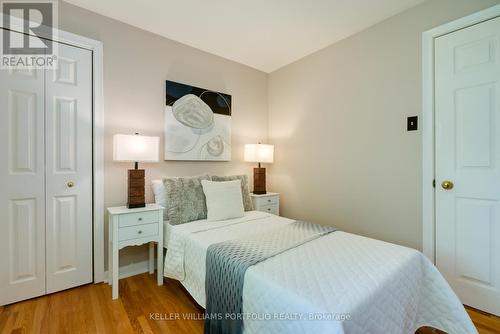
[251,192,279,215]
[107,204,164,299]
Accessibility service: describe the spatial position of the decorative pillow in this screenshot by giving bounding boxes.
[164,175,210,225]
[201,180,245,221]
[151,179,168,220]
[211,174,254,211]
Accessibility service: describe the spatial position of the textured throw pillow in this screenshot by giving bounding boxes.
[201,180,245,221]
[151,179,168,220]
[164,175,210,225]
[211,174,254,211]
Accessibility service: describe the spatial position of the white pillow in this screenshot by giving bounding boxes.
[201,180,245,221]
[151,179,167,219]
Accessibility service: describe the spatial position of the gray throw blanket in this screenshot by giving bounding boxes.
[204,221,336,334]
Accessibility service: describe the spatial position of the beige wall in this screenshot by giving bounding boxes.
[58,3,268,268]
[58,0,500,271]
[267,0,500,250]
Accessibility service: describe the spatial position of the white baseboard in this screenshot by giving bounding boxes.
[103,259,155,283]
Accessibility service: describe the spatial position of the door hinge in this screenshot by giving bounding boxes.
[432,179,436,188]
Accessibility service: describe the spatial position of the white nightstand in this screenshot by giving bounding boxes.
[250,192,279,215]
[107,204,164,299]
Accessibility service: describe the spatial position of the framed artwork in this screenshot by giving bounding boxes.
[164,80,231,161]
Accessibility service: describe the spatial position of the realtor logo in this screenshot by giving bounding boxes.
[1,0,58,69]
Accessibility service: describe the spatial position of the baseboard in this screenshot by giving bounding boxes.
[103,259,155,283]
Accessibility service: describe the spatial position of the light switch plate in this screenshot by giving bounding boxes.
[407,116,418,131]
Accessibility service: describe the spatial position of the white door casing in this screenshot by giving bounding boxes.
[0,31,46,305]
[45,43,93,293]
[435,16,500,316]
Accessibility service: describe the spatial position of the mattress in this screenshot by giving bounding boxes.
[163,211,476,334]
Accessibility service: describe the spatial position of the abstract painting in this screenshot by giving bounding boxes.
[164,80,231,161]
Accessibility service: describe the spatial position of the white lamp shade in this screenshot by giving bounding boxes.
[244,144,274,163]
[113,134,159,162]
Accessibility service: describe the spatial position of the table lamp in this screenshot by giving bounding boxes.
[113,133,159,208]
[244,143,274,194]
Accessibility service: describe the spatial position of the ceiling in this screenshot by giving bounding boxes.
[63,0,425,73]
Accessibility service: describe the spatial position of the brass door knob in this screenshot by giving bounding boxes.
[441,180,454,190]
[67,181,74,188]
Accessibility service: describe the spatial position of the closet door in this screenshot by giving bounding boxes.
[0,31,46,305]
[45,43,93,293]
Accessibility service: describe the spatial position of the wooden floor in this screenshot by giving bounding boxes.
[1,273,499,334]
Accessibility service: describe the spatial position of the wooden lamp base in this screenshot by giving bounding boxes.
[253,167,267,194]
[127,169,145,208]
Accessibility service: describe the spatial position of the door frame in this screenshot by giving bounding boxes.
[1,14,106,283]
[422,4,500,263]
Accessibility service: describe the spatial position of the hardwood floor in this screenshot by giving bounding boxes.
[0,274,204,334]
[1,273,499,334]
[466,308,500,334]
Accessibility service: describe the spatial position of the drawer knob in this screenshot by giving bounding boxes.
[138,230,143,234]
[138,217,142,221]
[267,208,271,211]
[267,199,271,202]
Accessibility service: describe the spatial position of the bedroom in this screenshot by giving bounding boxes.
[0,0,500,333]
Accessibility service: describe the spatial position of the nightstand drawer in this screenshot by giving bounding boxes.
[119,211,158,227]
[259,204,279,215]
[254,196,279,207]
[119,223,158,241]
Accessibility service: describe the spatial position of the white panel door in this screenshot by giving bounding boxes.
[45,43,93,293]
[0,31,46,305]
[435,17,500,316]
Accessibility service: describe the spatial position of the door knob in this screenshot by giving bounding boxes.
[441,180,454,190]
[67,181,74,188]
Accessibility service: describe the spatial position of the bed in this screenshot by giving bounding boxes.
[163,211,476,334]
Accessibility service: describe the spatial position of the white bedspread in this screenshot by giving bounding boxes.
[163,211,476,334]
